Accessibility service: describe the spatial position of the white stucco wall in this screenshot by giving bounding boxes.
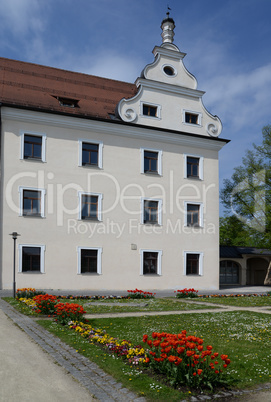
[0,108,225,291]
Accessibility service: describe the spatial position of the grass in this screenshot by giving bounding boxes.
[37,319,189,401]
[86,311,271,389]
[4,295,271,400]
[78,298,218,314]
[195,296,271,307]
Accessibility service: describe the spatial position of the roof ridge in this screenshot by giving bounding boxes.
[0,56,135,87]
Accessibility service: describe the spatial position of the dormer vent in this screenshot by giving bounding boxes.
[161,13,175,44]
[53,96,79,108]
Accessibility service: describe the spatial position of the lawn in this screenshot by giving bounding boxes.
[86,311,271,388]
[4,295,271,400]
[195,295,271,307]
[78,298,219,314]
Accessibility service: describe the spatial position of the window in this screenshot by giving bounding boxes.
[77,247,102,274]
[185,202,203,227]
[57,96,79,108]
[144,151,158,173]
[220,261,240,284]
[18,245,45,273]
[140,249,162,275]
[184,252,203,276]
[141,148,162,175]
[187,157,199,178]
[20,132,46,162]
[185,113,198,125]
[163,65,176,76]
[19,187,46,217]
[78,192,102,221]
[182,110,202,126]
[144,200,158,223]
[143,105,157,117]
[140,102,161,119]
[184,154,203,180]
[141,198,162,225]
[78,140,103,168]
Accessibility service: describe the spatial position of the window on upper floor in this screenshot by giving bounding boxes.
[185,113,198,125]
[182,110,202,126]
[184,252,203,276]
[20,132,46,162]
[18,245,45,273]
[140,250,162,275]
[141,148,162,175]
[77,247,102,274]
[78,192,102,221]
[141,198,162,225]
[144,150,158,173]
[143,105,157,117]
[19,187,46,218]
[184,154,203,180]
[185,202,203,227]
[140,102,161,119]
[78,140,103,168]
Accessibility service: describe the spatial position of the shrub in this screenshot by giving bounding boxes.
[127,289,155,299]
[16,288,45,299]
[175,288,198,298]
[55,303,86,325]
[33,294,58,315]
[143,331,232,390]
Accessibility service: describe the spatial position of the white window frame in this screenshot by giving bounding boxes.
[78,139,103,168]
[184,201,204,227]
[18,244,45,273]
[19,186,46,218]
[77,247,102,275]
[182,109,202,127]
[78,192,103,221]
[141,198,163,225]
[184,154,204,180]
[20,131,47,162]
[183,251,204,276]
[140,101,161,119]
[140,148,162,175]
[140,249,162,276]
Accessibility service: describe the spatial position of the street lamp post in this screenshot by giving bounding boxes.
[9,232,20,298]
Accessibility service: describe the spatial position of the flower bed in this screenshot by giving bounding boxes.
[68,321,148,365]
[55,303,86,325]
[175,288,198,298]
[143,331,231,389]
[16,287,45,298]
[127,289,156,299]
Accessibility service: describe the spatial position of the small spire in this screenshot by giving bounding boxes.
[161,8,175,44]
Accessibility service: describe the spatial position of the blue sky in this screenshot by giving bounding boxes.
[1,0,271,215]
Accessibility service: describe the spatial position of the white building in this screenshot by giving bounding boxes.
[0,16,228,291]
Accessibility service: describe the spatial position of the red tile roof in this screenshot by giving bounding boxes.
[0,57,137,120]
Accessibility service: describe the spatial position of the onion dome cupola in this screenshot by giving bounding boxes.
[117,13,222,138]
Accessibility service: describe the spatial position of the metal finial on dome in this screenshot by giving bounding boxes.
[161,8,175,44]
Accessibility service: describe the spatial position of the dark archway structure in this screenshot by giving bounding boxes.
[247,257,269,285]
[220,260,241,286]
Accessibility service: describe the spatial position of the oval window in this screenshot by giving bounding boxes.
[163,66,175,76]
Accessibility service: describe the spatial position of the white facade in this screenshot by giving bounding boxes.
[0,17,228,291]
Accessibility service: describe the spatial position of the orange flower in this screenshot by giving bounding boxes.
[197,369,203,375]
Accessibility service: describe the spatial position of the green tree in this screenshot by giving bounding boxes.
[220,125,271,249]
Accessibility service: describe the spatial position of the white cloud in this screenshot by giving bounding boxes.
[0,0,46,34]
[83,52,143,82]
